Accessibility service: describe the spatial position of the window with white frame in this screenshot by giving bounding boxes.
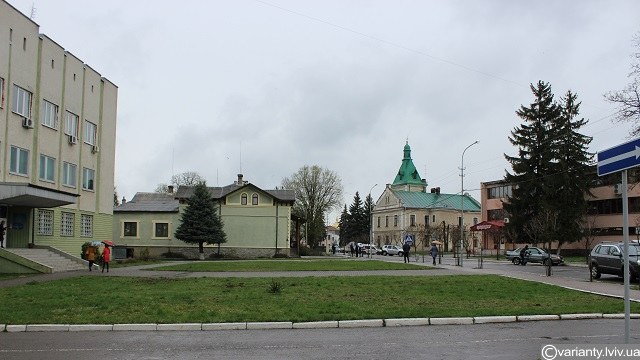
[410,214,416,227]
[0,77,5,108]
[37,209,54,235]
[394,215,398,227]
[61,212,74,236]
[252,194,258,205]
[82,167,95,191]
[241,193,247,205]
[10,146,29,176]
[84,120,97,145]
[64,110,79,137]
[11,84,32,118]
[41,100,58,128]
[39,154,55,182]
[81,214,93,237]
[62,162,77,188]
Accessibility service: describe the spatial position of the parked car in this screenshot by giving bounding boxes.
[360,244,382,255]
[590,242,640,281]
[505,247,564,266]
[381,245,404,256]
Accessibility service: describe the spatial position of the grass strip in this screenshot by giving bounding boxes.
[0,275,637,324]
[152,259,431,272]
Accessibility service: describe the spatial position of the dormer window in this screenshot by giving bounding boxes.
[252,194,258,205]
[241,193,248,205]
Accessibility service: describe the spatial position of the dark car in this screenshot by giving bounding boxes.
[590,242,640,281]
[505,247,564,266]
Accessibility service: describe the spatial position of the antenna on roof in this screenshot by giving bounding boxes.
[30,3,36,20]
[239,141,243,174]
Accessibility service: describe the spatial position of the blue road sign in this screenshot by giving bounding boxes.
[597,138,640,176]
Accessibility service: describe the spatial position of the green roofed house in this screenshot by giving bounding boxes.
[113,174,295,259]
[372,142,481,253]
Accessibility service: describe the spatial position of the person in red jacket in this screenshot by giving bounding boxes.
[102,244,111,273]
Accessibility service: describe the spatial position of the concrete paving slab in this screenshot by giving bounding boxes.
[339,319,384,328]
[292,321,339,329]
[246,322,293,330]
[156,323,202,331]
[69,324,113,332]
[384,318,430,327]
[202,322,246,331]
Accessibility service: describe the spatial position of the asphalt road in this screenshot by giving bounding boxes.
[1,319,637,360]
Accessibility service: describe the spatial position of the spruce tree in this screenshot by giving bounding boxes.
[338,205,349,246]
[348,192,367,243]
[175,182,226,259]
[504,81,559,244]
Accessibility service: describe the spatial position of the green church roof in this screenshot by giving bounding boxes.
[392,142,426,186]
[393,190,481,212]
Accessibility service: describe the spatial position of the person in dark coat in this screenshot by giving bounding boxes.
[402,242,411,263]
[430,243,439,265]
[519,245,529,265]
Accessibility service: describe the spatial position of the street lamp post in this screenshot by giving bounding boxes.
[459,141,478,267]
[368,184,378,259]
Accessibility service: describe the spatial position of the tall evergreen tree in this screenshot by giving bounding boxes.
[338,205,349,246]
[174,182,226,259]
[548,90,594,250]
[364,193,374,244]
[347,192,367,243]
[504,81,560,244]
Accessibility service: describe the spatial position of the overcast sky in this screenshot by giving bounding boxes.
[9,0,640,222]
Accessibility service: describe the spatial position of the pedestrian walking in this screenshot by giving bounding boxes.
[430,242,439,265]
[0,220,6,248]
[102,244,111,273]
[85,245,96,271]
[402,242,411,263]
[519,245,529,266]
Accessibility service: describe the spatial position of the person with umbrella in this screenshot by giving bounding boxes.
[101,241,113,273]
[85,244,96,271]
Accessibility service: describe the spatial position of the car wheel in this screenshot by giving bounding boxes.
[398,252,403,257]
[512,258,521,265]
[591,264,601,279]
[382,251,387,256]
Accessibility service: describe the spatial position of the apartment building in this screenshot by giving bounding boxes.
[0,1,117,256]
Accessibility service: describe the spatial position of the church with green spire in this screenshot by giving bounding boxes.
[372,142,481,252]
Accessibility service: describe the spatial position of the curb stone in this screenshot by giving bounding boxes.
[430,317,474,325]
[559,313,602,320]
[157,323,202,331]
[202,322,246,330]
[517,315,560,322]
[473,316,517,324]
[69,324,113,332]
[6,325,26,332]
[602,313,640,319]
[339,319,384,328]
[292,321,338,329]
[384,318,430,327]
[113,324,157,331]
[246,322,292,330]
[26,324,69,332]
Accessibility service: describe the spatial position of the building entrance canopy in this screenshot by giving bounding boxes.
[0,183,78,208]
[470,220,505,232]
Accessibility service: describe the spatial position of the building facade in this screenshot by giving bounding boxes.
[479,170,640,255]
[372,142,481,253]
[113,175,295,259]
[0,1,117,256]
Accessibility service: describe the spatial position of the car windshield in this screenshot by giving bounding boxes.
[627,246,639,256]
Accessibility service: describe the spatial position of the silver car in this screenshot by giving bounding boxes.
[381,245,404,256]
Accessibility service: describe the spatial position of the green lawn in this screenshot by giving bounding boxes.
[152,259,432,272]
[0,275,636,324]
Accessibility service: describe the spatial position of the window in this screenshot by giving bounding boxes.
[62,162,77,188]
[377,216,380,228]
[410,215,416,227]
[252,194,258,205]
[10,146,29,176]
[123,222,138,237]
[432,215,436,224]
[394,215,398,227]
[241,193,247,205]
[155,222,169,238]
[84,120,97,145]
[37,209,54,236]
[81,214,93,237]
[488,185,513,199]
[61,212,74,236]
[39,154,55,182]
[64,110,79,137]
[11,84,32,118]
[41,100,58,128]
[385,216,389,227]
[82,167,95,191]
[473,217,478,225]
[0,77,4,108]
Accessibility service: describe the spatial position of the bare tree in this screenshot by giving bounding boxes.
[282,165,343,248]
[605,33,640,136]
[155,171,206,193]
[582,214,600,265]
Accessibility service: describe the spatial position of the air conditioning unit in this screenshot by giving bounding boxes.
[91,145,99,154]
[22,117,33,128]
[614,184,623,195]
[68,135,77,145]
